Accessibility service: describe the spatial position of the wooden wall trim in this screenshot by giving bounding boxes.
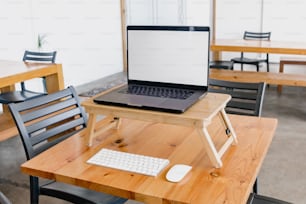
[120,0,127,72]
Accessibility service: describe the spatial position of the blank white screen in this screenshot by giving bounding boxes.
[127,28,209,86]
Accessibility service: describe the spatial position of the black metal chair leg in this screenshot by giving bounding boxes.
[30,176,40,204]
[253,178,258,194]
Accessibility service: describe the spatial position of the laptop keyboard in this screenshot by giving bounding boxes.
[121,85,194,100]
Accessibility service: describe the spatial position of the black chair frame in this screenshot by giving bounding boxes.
[231,31,271,72]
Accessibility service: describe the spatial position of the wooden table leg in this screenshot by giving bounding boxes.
[45,64,64,93]
[278,61,285,94]
[213,51,222,61]
[0,85,15,113]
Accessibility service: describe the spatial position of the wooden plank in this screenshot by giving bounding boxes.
[120,0,127,72]
[210,68,306,87]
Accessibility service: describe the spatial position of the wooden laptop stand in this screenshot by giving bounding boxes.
[82,91,237,168]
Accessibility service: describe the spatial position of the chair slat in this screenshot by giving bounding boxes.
[21,97,78,123]
[26,108,83,134]
[227,101,256,111]
[30,118,85,146]
[13,87,75,112]
[23,50,56,63]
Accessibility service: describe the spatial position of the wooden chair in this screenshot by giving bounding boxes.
[231,31,271,72]
[208,79,291,203]
[0,50,56,104]
[8,86,127,204]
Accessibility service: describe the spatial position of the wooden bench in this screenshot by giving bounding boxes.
[278,57,306,93]
[210,68,306,93]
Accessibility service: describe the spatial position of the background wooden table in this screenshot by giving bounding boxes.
[0,60,64,142]
[21,114,277,204]
[211,39,306,60]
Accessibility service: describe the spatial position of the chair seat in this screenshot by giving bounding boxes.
[231,57,266,64]
[210,61,234,70]
[40,181,127,204]
[247,193,292,204]
[0,90,46,104]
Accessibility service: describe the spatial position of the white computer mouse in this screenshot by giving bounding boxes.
[166,164,192,182]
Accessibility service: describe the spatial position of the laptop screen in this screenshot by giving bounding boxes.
[127,26,210,88]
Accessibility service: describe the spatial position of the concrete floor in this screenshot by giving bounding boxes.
[1,72,305,203]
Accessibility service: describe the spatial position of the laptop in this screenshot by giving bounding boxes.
[94,25,210,113]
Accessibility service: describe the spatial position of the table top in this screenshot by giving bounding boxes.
[21,114,277,204]
[82,92,231,128]
[0,60,61,88]
[211,39,306,55]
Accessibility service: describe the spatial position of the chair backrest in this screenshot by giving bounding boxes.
[23,50,57,63]
[21,50,57,92]
[9,86,87,160]
[208,79,266,116]
[243,31,271,41]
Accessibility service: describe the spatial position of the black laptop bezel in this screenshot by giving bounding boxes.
[126,25,210,92]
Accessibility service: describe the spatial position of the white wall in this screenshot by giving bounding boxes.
[215,0,263,68]
[126,0,211,26]
[215,0,306,73]
[0,0,123,87]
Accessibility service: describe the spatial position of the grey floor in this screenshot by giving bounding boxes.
[1,72,306,204]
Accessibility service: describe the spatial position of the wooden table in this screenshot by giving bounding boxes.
[21,114,277,204]
[82,92,238,168]
[211,39,306,60]
[0,60,64,142]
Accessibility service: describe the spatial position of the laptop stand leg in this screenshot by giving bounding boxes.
[86,115,121,146]
[220,109,238,144]
[113,117,121,129]
[196,108,238,168]
[197,127,223,168]
[86,113,97,147]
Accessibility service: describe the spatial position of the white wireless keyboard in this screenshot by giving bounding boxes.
[87,148,170,177]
